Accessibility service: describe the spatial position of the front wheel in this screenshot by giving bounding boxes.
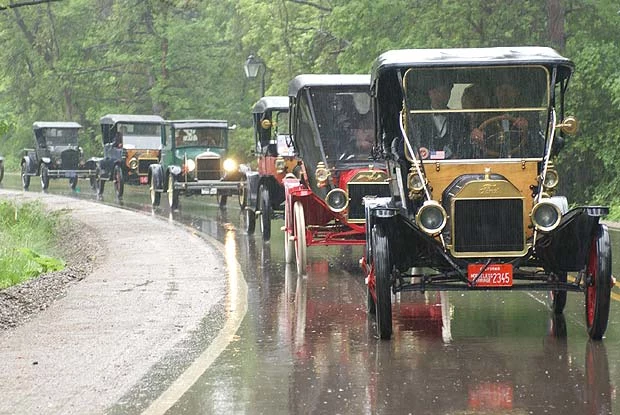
[238,185,247,209]
[217,192,228,208]
[21,164,30,191]
[150,179,161,207]
[293,201,307,275]
[284,203,295,264]
[69,176,78,191]
[40,164,50,191]
[585,224,612,340]
[549,272,567,314]
[113,165,124,199]
[245,208,256,234]
[259,185,272,241]
[168,174,179,210]
[372,225,393,340]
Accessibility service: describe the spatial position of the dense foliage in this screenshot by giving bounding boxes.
[0,0,619,212]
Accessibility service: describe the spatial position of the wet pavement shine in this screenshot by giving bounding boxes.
[1,175,618,414]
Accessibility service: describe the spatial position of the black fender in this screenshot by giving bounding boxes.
[149,164,164,190]
[21,155,37,175]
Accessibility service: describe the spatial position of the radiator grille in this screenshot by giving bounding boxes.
[196,157,221,180]
[138,158,157,175]
[347,182,390,220]
[60,149,80,170]
[453,199,524,253]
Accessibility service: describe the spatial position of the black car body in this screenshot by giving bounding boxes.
[21,121,94,191]
[363,46,612,340]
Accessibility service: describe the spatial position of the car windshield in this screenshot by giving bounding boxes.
[119,123,161,149]
[308,88,373,164]
[45,128,79,146]
[175,127,226,148]
[403,66,549,159]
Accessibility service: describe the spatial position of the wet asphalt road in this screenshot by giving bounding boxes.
[2,175,619,414]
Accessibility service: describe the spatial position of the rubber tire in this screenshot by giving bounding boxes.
[40,165,50,190]
[96,178,105,196]
[372,225,393,340]
[293,201,307,275]
[217,192,228,208]
[0,164,4,184]
[238,185,247,209]
[168,174,179,210]
[245,208,256,234]
[150,179,161,207]
[585,224,612,340]
[284,203,295,264]
[69,176,78,191]
[89,176,97,191]
[113,165,124,199]
[21,163,30,191]
[549,272,568,314]
[259,185,272,241]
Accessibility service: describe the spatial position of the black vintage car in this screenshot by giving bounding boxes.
[94,114,164,198]
[243,96,296,240]
[363,47,613,340]
[21,121,95,191]
[149,119,243,209]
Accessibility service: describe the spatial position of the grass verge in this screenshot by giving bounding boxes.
[0,200,65,289]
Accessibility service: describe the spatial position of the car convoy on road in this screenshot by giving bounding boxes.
[7,46,614,341]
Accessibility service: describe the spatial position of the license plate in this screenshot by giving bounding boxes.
[139,176,148,184]
[201,188,217,195]
[467,263,513,287]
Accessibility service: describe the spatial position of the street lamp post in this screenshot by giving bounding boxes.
[244,54,266,97]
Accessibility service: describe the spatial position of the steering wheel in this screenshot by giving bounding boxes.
[477,114,528,157]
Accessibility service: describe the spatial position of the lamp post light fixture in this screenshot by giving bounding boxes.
[244,54,266,97]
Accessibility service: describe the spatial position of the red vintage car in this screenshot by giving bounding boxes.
[283,74,390,274]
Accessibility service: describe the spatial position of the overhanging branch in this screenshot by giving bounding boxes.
[0,0,62,11]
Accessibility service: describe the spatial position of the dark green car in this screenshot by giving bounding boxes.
[148,119,243,209]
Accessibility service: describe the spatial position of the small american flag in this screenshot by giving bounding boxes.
[430,150,445,159]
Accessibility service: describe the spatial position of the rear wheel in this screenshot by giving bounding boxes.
[150,179,161,207]
[293,201,307,275]
[21,163,30,191]
[217,192,228,208]
[89,176,97,191]
[40,164,50,190]
[259,185,272,241]
[238,185,247,209]
[585,225,612,340]
[69,176,78,191]
[549,272,568,314]
[0,163,4,183]
[245,208,256,234]
[372,225,393,340]
[168,174,179,210]
[113,165,124,199]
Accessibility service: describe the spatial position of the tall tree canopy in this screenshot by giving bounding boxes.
[0,0,619,211]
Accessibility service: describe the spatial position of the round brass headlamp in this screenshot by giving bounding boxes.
[128,157,138,170]
[416,200,447,236]
[407,172,426,193]
[543,169,559,190]
[531,201,562,232]
[326,188,349,213]
[315,162,330,187]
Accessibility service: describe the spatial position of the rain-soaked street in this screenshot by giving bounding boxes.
[2,175,619,414]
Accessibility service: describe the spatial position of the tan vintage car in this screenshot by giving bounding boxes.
[363,47,612,341]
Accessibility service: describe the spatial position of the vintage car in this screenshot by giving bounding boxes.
[363,47,612,340]
[243,96,296,240]
[94,114,164,198]
[20,121,95,191]
[283,74,390,274]
[148,119,243,209]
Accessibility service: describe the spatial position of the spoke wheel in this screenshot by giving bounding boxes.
[69,176,78,191]
[372,225,393,340]
[284,202,295,264]
[150,178,161,207]
[0,164,4,184]
[549,272,567,314]
[245,208,256,234]
[259,184,272,241]
[238,185,247,209]
[217,192,228,208]
[293,201,307,275]
[168,174,179,210]
[89,176,97,191]
[113,165,124,199]
[21,163,30,190]
[585,225,612,340]
[40,165,50,190]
